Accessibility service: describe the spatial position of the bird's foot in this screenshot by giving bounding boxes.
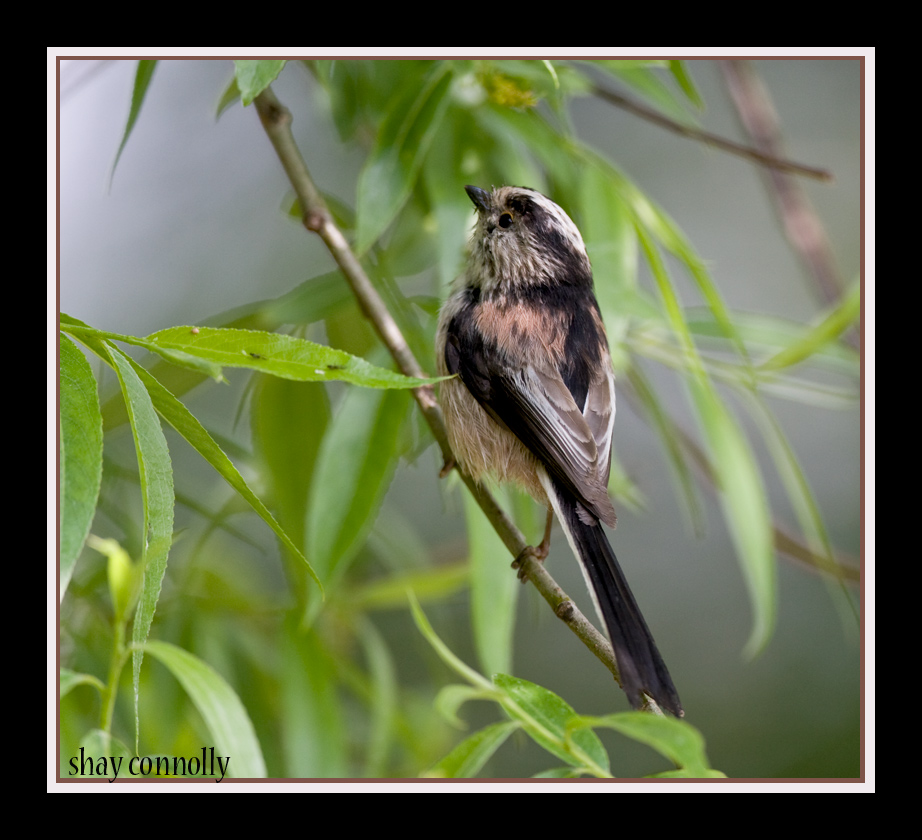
[511,543,549,583]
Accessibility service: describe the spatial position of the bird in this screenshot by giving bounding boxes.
[435,184,683,716]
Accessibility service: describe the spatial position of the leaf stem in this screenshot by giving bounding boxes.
[100,623,129,735]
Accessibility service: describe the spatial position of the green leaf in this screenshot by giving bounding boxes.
[61,322,224,380]
[356,617,399,777]
[108,347,174,750]
[685,308,859,374]
[760,282,861,372]
[629,321,858,409]
[279,622,347,777]
[465,490,519,678]
[668,61,704,108]
[410,597,610,776]
[306,386,409,605]
[584,59,670,72]
[421,109,476,286]
[746,393,840,578]
[258,270,355,327]
[572,711,724,778]
[493,674,610,777]
[636,221,776,656]
[252,374,330,555]
[607,159,747,361]
[425,721,520,778]
[604,62,699,124]
[351,562,469,611]
[112,60,157,180]
[626,364,705,535]
[578,169,638,297]
[60,667,105,698]
[234,60,287,106]
[59,334,103,597]
[144,640,267,778]
[698,385,776,655]
[66,325,324,593]
[475,104,571,190]
[215,74,241,118]
[434,683,493,728]
[146,326,442,388]
[67,268,360,432]
[533,766,583,778]
[576,170,638,370]
[355,63,454,253]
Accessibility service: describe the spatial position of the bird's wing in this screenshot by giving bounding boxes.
[581,362,615,488]
[445,317,616,526]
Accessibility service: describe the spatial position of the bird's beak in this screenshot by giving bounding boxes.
[465,185,491,212]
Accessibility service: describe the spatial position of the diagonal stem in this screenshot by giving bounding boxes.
[252,85,627,689]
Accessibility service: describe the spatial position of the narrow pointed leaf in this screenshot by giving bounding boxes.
[626,364,705,534]
[746,393,839,577]
[425,721,520,778]
[637,226,776,654]
[306,387,409,599]
[145,640,267,778]
[147,326,442,388]
[668,60,704,108]
[355,63,453,253]
[493,674,611,776]
[59,668,105,698]
[465,491,519,678]
[108,346,174,751]
[760,282,861,372]
[112,60,157,179]
[59,334,103,596]
[572,711,723,777]
[605,63,698,124]
[278,623,346,777]
[357,618,398,777]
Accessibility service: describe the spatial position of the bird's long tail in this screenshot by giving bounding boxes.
[544,477,683,716]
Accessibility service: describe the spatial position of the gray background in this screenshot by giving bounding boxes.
[58,56,864,779]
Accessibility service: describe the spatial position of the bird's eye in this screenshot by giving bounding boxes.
[498,213,514,229]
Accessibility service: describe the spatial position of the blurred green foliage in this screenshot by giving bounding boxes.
[58,59,859,780]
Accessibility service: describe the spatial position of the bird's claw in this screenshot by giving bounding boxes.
[512,544,548,583]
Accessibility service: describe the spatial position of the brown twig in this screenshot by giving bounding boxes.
[252,85,626,689]
[593,82,834,183]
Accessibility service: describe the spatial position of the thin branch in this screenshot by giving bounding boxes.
[773,528,859,582]
[620,377,860,583]
[252,86,627,689]
[593,82,834,183]
[670,412,860,583]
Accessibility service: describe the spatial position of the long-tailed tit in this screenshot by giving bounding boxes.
[436,185,682,716]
